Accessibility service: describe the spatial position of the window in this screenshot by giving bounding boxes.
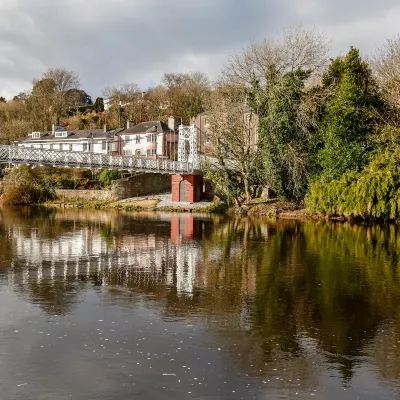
[147,134,157,143]
[123,149,132,155]
[55,131,68,138]
[136,135,140,144]
[40,144,43,149]
[135,149,141,155]
[59,144,62,150]
[102,142,107,150]
[205,118,210,126]
[69,144,72,151]
[83,143,88,151]
[32,132,41,138]
[50,144,54,150]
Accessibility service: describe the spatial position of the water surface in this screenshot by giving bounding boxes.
[0,207,399,399]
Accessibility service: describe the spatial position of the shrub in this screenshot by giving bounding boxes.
[99,170,122,188]
[2,165,55,204]
[306,148,400,219]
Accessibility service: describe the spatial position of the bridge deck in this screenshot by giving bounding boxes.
[0,145,203,174]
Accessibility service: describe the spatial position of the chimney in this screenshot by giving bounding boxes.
[52,124,55,135]
[103,124,107,133]
[168,116,175,131]
[126,120,135,129]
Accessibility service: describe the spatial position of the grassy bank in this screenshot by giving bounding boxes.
[44,198,228,214]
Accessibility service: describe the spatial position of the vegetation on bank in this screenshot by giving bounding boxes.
[0,165,124,205]
[207,32,400,220]
[1,27,400,219]
[306,149,400,220]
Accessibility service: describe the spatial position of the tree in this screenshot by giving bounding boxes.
[318,48,384,181]
[250,67,317,200]
[223,25,330,87]
[0,97,6,103]
[161,72,211,124]
[221,26,330,201]
[205,83,265,205]
[93,97,105,113]
[102,83,145,125]
[372,35,400,108]
[41,68,80,123]
[28,78,57,131]
[43,68,80,94]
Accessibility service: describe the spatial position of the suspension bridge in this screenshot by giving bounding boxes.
[0,145,203,174]
[0,125,207,202]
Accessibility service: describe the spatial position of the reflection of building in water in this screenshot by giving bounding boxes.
[7,214,203,297]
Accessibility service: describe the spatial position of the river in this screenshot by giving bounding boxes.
[0,206,399,399]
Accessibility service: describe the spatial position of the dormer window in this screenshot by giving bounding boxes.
[32,132,41,139]
[55,131,68,138]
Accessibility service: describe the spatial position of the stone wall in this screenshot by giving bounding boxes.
[55,173,172,202]
[111,173,171,200]
[55,189,116,202]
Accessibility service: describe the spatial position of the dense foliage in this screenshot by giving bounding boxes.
[317,48,383,180]
[251,68,314,200]
[306,148,400,219]
[2,166,55,204]
[99,170,122,188]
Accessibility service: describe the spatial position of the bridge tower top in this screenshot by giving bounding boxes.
[178,124,200,164]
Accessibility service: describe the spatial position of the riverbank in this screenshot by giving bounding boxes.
[44,195,310,218]
[44,193,226,214]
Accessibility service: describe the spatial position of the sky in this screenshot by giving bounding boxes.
[0,0,399,100]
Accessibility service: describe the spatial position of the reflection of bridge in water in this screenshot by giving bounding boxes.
[5,213,208,297]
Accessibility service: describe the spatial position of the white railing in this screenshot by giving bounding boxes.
[0,145,203,174]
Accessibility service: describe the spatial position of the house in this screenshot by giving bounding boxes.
[15,125,123,155]
[120,117,178,158]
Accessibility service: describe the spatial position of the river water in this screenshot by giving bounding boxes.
[0,207,399,399]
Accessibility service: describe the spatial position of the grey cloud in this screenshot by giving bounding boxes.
[0,0,399,99]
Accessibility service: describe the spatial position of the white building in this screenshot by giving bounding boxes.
[15,125,123,155]
[120,117,178,158]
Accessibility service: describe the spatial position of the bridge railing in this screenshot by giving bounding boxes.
[0,145,203,174]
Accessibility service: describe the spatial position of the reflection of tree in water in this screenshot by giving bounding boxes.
[198,219,400,387]
[2,207,400,391]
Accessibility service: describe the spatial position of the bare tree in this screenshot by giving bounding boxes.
[161,72,211,124]
[372,35,400,108]
[41,68,80,123]
[205,83,265,205]
[102,83,146,124]
[43,68,80,94]
[223,26,330,87]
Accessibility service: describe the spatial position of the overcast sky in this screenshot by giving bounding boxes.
[0,0,399,100]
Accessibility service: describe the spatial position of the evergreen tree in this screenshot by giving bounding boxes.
[318,48,383,180]
[250,67,314,200]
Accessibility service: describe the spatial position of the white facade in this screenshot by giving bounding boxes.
[121,132,177,157]
[16,128,120,155]
[19,139,114,154]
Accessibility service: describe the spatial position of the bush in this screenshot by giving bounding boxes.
[306,148,400,219]
[99,170,122,188]
[2,165,55,204]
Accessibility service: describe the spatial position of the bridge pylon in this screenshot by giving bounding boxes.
[172,125,203,203]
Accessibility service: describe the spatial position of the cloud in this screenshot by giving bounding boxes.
[0,0,399,100]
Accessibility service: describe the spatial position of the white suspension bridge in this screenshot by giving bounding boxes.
[0,125,204,174]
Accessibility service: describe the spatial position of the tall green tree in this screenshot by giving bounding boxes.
[318,48,383,180]
[250,67,317,200]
